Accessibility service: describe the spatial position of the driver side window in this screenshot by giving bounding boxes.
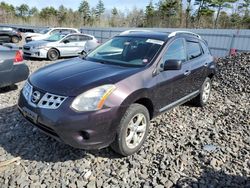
[163,38,186,62]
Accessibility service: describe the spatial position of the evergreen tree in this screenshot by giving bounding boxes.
[16,4,29,18]
[78,0,90,25]
[145,1,155,27]
[95,0,105,22]
[209,0,237,28]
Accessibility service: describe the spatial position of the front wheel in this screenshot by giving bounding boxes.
[47,49,59,61]
[111,103,150,156]
[192,77,212,107]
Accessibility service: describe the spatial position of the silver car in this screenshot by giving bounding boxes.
[23,33,99,60]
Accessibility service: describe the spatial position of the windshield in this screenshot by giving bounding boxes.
[45,33,66,42]
[39,28,50,34]
[86,36,164,66]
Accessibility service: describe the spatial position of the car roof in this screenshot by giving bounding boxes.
[119,31,169,41]
[49,27,78,30]
[119,30,205,42]
[66,33,94,37]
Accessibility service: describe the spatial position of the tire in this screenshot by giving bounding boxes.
[11,36,19,43]
[47,49,59,61]
[111,103,150,156]
[192,77,212,107]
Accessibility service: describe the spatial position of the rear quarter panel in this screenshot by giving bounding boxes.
[0,49,15,72]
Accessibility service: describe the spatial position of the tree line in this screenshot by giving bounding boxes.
[0,0,249,29]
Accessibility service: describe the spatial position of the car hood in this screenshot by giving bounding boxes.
[24,40,52,48]
[25,32,43,38]
[29,58,141,96]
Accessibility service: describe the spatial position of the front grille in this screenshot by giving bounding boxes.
[22,81,67,109]
[24,52,31,56]
[23,46,30,50]
[37,93,67,109]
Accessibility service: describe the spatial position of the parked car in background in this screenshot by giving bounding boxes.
[24,27,79,43]
[23,33,100,60]
[0,44,29,88]
[0,26,22,44]
[18,31,216,156]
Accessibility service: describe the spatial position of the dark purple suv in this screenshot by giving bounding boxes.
[18,31,216,156]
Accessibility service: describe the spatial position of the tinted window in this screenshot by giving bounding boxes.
[79,35,93,41]
[0,27,13,31]
[65,35,78,42]
[187,41,202,60]
[68,29,77,33]
[164,38,186,62]
[51,29,60,34]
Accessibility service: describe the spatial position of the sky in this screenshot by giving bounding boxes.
[3,0,159,11]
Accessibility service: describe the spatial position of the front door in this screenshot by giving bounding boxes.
[58,35,79,57]
[155,38,191,111]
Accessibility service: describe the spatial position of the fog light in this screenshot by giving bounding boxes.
[81,131,90,140]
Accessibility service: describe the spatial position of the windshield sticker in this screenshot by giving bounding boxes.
[142,59,149,64]
[146,39,164,45]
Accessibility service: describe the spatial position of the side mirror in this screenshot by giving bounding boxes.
[63,40,70,44]
[163,59,182,71]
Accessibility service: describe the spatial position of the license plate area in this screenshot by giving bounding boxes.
[21,107,38,123]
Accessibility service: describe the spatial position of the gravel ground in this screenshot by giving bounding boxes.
[0,53,249,188]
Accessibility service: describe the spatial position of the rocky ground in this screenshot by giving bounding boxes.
[0,53,249,188]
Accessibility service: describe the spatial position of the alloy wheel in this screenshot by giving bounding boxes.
[202,81,211,103]
[126,113,147,149]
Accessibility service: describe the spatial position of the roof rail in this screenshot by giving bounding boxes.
[168,31,201,39]
[119,30,152,35]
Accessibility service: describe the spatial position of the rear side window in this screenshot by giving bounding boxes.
[187,41,202,60]
[51,29,60,34]
[68,29,77,33]
[79,35,93,41]
[164,38,186,62]
[0,27,12,31]
[65,35,78,42]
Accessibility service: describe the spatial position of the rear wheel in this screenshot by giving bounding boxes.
[192,77,212,107]
[47,49,59,61]
[11,36,19,43]
[111,103,150,156]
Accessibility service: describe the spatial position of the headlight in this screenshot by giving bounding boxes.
[71,85,116,112]
[22,81,32,101]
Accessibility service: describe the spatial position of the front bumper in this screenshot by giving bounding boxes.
[23,48,48,58]
[18,91,122,150]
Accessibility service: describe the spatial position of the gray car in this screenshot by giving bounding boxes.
[23,33,100,60]
[0,44,29,88]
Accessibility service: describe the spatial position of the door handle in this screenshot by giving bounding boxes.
[184,70,191,76]
[204,62,208,67]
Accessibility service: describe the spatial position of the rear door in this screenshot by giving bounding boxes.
[155,38,191,111]
[185,38,207,93]
[78,35,93,53]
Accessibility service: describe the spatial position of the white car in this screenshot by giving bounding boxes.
[24,27,80,43]
[23,33,99,60]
